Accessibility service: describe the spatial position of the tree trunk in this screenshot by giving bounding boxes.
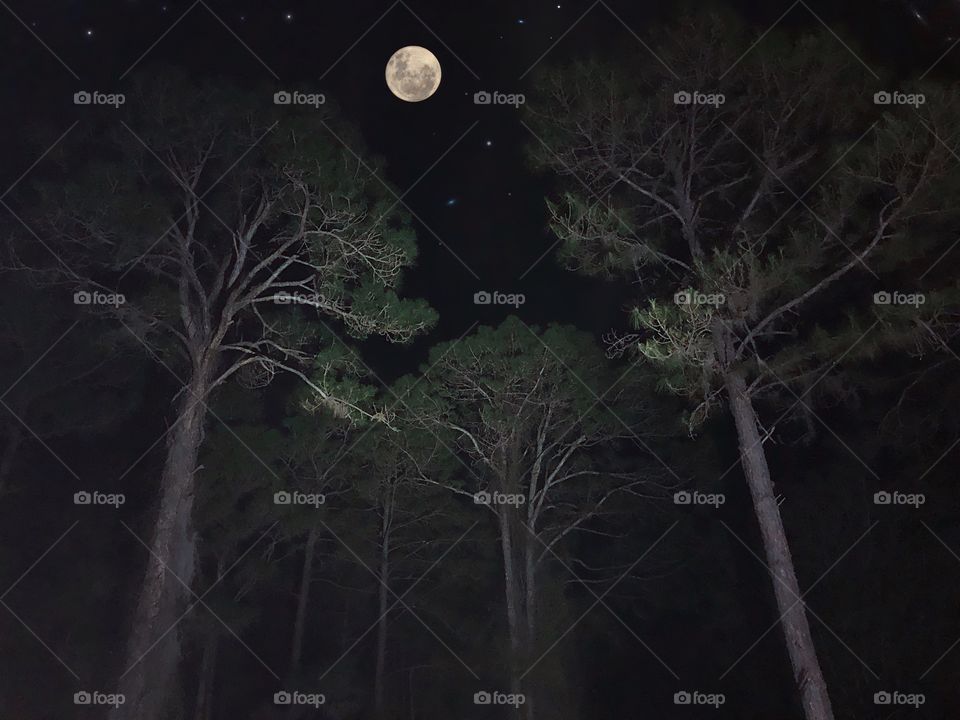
[374,492,392,720]
[724,369,835,720]
[497,505,527,718]
[112,369,211,720]
[193,632,218,720]
[498,506,525,706]
[522,533,536,720]
[289,525,318,675]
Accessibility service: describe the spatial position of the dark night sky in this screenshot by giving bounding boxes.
[6,0,957,376]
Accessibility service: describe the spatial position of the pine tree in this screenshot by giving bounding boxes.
[11,67,436,720]
[526,13,960,720]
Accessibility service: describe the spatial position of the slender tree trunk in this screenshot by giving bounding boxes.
[193,632,218,720]
[374,492,393,720]
[289,525,318,675]
[112,367,211,720]
[498,506,525,703]
[724,369,835,720]
[522,534,537,720]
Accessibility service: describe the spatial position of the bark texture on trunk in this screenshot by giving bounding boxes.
[724,369,835,720]
[112,374,209,720]
[192,633,218,720]
[498,505,524,701]
[498,501,539,720]
[289,525,318,675]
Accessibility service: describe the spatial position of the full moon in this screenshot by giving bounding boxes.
[385,46,441,102]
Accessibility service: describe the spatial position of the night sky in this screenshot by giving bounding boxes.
[6,0,947,370]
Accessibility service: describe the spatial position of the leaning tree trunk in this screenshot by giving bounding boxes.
[289,524,318,675]
[724,369,835,720]
[112,366,211,720]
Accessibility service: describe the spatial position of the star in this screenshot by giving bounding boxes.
[445,198,459,207]
[283,11,294,22]
[517,18,526,25]
[84,28,94,38]
[484,139,493,148]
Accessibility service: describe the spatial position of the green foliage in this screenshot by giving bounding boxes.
[527,12,960,427]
